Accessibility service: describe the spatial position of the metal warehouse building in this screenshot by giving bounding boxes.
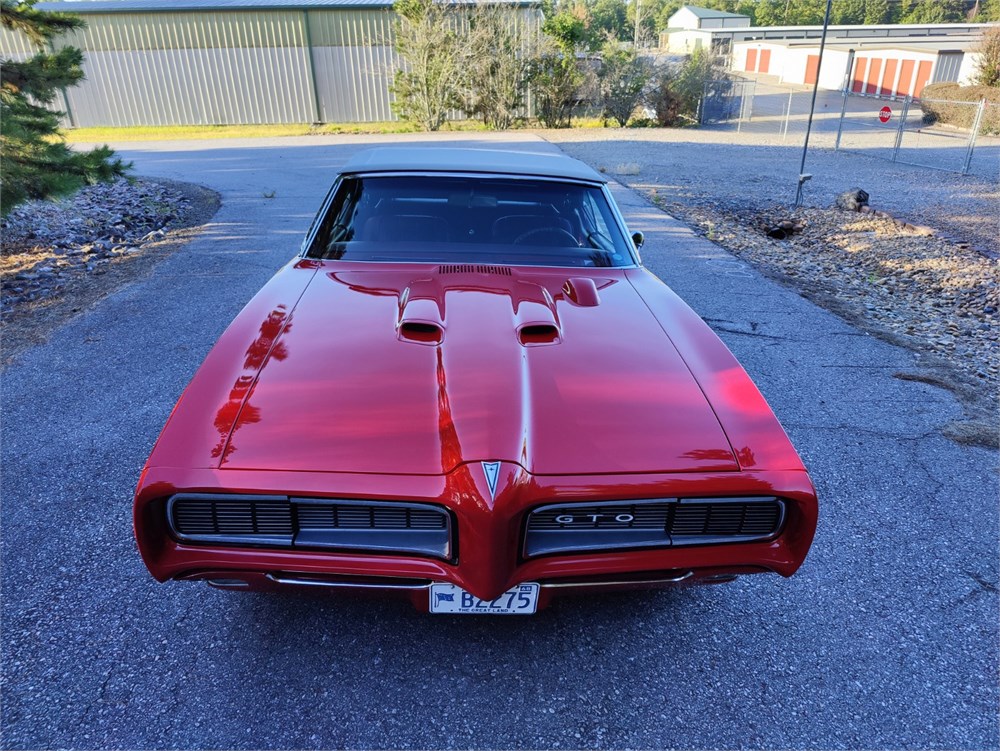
[0,0,539,126]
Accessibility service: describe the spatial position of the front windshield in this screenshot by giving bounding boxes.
[304,175,635,267]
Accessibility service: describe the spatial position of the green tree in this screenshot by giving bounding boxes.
[864,0,891,23]
[0,0,128,213]
[530,49,585,127]
[899,0,965,22]
[732,0,758,22]
[653,0,684,31]
[586,0,628,44]
[785,0,827,24]
[542,3,588,54]
[975,0,1000,21]
[462,5,538,129]
[973,26,1000,87]
[597,40,650,125]
[753,0,786,25]
[390,0,463,131]
[650,48,724,125]
[531,2,588,127]
[627,0,662,46]
[832,0,866,24]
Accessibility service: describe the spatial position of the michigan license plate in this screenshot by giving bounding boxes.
[429,582,539,614]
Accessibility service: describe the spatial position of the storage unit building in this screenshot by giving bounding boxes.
[733,34,985,96]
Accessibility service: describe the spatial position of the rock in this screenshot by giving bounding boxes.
[834,188,870,211]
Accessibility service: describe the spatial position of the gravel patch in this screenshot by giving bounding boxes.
[543,128,1000,258]
[543,129,999,446]
[1,177,219,363]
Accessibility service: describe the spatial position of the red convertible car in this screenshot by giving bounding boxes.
[134,147,817,614]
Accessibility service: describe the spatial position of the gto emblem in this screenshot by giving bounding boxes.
[482,461,501,499]
[554,513,634,524]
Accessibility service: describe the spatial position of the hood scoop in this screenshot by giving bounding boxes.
[563,277,601,307]
[398,280,445,345]
[519,324,560,346]
[399,320,443,344]
[515,296,561,347]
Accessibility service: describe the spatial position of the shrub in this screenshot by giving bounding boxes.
[390,0,464,131]
[529,48,586,128]
[648,50,725,127]
[919,83,1000,135]
[650,78,684,126]
[462,5,538,130]
[597,41,650,127]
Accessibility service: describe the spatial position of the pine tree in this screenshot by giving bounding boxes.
[899,0,965,22]
[832,0,866,24]
[0,0,128,214]
[975,0,1000,20]
[784,0,827,24]
[753,0,786,25]
[864,0,891,23]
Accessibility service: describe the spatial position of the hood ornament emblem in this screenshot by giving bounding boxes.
[482,461,500,499]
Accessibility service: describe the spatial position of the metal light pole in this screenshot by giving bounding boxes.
[794,0,834,208]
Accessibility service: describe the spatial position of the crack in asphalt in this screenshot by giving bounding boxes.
[963,571,999,594]
[711,325,798,341]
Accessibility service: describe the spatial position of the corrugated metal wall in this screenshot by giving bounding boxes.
[0,7,541,126]
[307,10,398,122]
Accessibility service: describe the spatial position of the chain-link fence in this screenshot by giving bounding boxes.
[699,79,753,126]
[699,78,845,140]
[699,79,997,177]
[835,92,992,175]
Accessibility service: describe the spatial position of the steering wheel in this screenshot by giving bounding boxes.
[512,227,581,247]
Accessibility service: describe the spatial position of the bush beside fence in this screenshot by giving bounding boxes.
[920,83,1000,135]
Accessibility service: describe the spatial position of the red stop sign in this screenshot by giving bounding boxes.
[879,106,892,123]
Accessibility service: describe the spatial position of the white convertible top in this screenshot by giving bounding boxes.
[339,147,607,184]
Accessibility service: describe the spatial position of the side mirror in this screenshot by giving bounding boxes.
[631,231,644,249]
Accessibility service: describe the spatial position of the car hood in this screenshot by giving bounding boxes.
[204,263,739,476]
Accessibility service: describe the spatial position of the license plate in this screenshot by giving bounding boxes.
[429,582,539,614]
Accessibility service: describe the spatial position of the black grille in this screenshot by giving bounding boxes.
[438,264,512,275]
[524,498,785,558]
[297,505,447,531]
[168,495,452,559]
[671,503,783,538]
[172,497,293,539]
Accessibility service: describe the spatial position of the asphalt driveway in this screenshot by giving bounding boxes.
[1,132,996,750]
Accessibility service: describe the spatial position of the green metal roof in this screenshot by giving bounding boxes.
[678,5,750,19]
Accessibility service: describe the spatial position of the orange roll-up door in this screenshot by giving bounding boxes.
[880,59,898,96]
[805,55,820,85]
[746,49,757,72]
[865,59,882,94]
[896,59,915,96]
[852,58,867,92]
[758,49,771,73]
[913,60,932,98]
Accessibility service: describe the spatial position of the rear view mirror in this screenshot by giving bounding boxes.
[631,231,644,249]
